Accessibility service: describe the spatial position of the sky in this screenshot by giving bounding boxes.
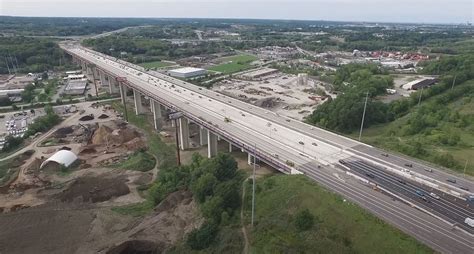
[1,0,473,24]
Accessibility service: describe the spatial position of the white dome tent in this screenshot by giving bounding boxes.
[40,150,78,169]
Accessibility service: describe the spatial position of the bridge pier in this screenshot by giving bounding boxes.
[108,76,120,94]
[178,118,190,150]
[119,83,127,105]
[133,89,146,115]
[248,154,256,165]
[228,142,234,153]
[199,127,208,146]
[99,70,107,89]
[207,131,218,158]
[150,100,162,130]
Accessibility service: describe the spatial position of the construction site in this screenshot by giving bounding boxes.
[0,96,275,254]
[0,100,199,253]
[213,68,333,120]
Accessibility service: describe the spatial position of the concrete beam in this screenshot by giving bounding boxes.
[151,100,162,130]
[179,118,190,150]
[199,126,208,146]
[207,131,218,158]
[133,89,146,115]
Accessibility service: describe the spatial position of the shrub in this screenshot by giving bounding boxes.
[294,209,314,231]
[186,222,218,250]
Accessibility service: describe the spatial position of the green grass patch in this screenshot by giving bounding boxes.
[244,175,432,254]
[357,81,474,176]
[208,54,257,74]
[114,150,156,172]
[139,60,173,69]
[110,101,176,169]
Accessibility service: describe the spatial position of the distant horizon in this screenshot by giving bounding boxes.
[1,0,472,24]
[0,15,471,27]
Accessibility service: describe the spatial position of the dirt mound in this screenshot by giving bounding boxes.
[92,125,141,146]
[54,127,74,138]
[124,137,147,150]
[58,175,130,203]
[254,97,279,108]
[79,147,97,154]
[0,203,96,254]
[106,240,165,254]
[79,114,94,121]
[154,191,193,214]
[98,114,110,119]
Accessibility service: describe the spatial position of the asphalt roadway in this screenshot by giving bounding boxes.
[61,44,474,253]
[342,159,474,233]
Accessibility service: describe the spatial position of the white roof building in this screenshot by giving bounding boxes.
[168,67,207,78]
[40,150,78,169]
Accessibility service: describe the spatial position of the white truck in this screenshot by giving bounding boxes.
[465,217,474,228]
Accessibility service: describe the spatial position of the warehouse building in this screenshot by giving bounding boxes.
[168,67,207,79]
[63,79,88,95]
[402,78,438,90]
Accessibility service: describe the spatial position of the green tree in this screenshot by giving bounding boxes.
[191,173,217,203]
[201,196,224,223]
[186,222,218,250]
[294,209,315,231]
[213,153,238,181]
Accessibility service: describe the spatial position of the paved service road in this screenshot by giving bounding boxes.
[61,43,474,253]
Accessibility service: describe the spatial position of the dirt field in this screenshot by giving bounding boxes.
[213,72,332,120]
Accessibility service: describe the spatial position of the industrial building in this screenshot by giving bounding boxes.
[0,89,24,102]
[63,79,88,95]
[168,67,207,78]
[402,78,438,90]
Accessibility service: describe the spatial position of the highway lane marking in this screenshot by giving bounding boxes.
[348,160,474,219]
[302,166,474,246]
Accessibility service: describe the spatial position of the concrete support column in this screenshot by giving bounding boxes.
[108,76,120,94]
[199,127,208,146]
[178,118,190,150]
[207,131,218,158]
[133,89,145,115]
[228,142,233,153]
[248,153,254,165]
[99,71,106,88]
[151,100,162,130]
[119,83,127,104]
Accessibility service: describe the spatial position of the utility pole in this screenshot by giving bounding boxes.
[418,86,424,106]
[251,143,257,228]
[358,91,369,141]
[451,74,457,90]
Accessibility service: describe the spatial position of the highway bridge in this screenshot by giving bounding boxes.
[61,43,473,253]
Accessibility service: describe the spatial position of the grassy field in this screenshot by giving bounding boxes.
[113,150,156,172]
[208,54,257,74]
[357,81,474,176]
[139,60,174,69]
[243,175,432,254]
